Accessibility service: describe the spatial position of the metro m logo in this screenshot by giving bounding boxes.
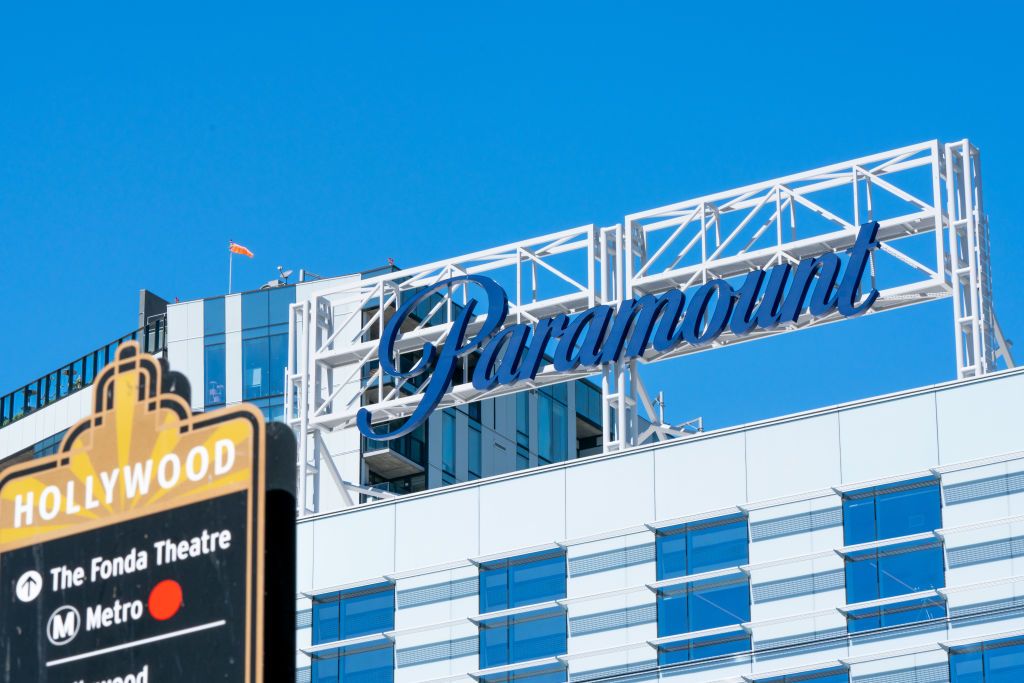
[46,605,81,645]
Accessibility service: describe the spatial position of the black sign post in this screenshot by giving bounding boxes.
[0,343,295,682]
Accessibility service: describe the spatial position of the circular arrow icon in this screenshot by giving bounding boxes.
[15,570,42,603]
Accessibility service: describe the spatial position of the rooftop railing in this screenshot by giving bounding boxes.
[0,315,167,430]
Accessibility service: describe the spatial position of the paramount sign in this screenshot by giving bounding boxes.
[357,222,881,440]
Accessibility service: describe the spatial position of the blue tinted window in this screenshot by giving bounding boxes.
[479,550,566,613]
[204,296,226,335]
[843,478,941,544]
[537,387,567,464]
[657,630,749,666]
[846,595,946,633]
[657,574,750,637]
[242,290,269,329]
[469,423,482,480]
[479,663,567,683]
[442,410,456,482]
[656,515,749,580]
[845,540,944,604]
[204,336,226,408]
[756,667,849,683]
[243,336,270,399]
[479,608,567,668]
[312,640,394,683]
[312,584,394,645]
[950,639,1024,683]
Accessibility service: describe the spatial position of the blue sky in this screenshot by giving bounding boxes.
[1,3,1021,430]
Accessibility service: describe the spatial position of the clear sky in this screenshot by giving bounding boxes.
[1,2,1021,431]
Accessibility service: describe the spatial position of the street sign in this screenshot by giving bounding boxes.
[0,342,291,682]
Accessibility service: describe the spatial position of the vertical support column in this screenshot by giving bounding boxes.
[944,139,995,378]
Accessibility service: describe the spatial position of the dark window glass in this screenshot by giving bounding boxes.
[442,410,456,479]
[537,388,567,464]
[479,607,567,669]
[656,515,749,580]
[516,444,530,470]
[516,392,530,449]
[479,550,566,614]
[469,424,482,480]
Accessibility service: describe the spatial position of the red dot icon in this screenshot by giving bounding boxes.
[148,579,183,621]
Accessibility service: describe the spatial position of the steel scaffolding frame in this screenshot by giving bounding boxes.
[287,140,1014,515]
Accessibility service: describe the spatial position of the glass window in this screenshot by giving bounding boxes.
[204,335,226,408]
[242,290,269,329]
[656,515,749,580]
[950,638,1024,683]
[243,336,270,400]
[516,391,530,449]
[516,444,530,471]
[478,663,567,683]
[845,539,945,604]
[480,550,566,614]
[842,477,941,545]
[479,607,567,669]
[204,296,226,335]
[312,583,394,645]
[537,387,567,464]
[755,667,849,683]
[469,424,482,480]
[657,574,750,637]
[846,595,946,633]
[657,629,750,666]
[442,409,456,483]
[312,639,394,683]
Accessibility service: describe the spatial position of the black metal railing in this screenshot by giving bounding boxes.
[0,315,167,429]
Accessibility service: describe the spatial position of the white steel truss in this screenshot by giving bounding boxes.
[287,139,1014,515]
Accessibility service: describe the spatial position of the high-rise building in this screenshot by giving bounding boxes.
[1,140,1021,683]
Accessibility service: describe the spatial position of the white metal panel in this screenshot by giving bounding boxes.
[296,520,315,593]
[478,469,566,555]
[566,451,655,538]
[838,394,939,484]
[166,303,189,343]
[747,413,842,501]
[225,293,241,332]
[653,433,747,521]
[395,488,480,573]
[936,372,1024,466]
[225,331,242,404]
[309,504,396,588]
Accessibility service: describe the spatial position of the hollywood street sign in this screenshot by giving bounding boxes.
[358,221,881,440]
[0,342,296,682]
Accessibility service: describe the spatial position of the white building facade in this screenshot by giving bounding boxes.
[297,368,1024,683]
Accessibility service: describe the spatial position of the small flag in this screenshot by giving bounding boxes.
[229,241,254,258]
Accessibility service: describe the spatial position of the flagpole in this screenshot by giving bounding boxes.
[228,248,233,294]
